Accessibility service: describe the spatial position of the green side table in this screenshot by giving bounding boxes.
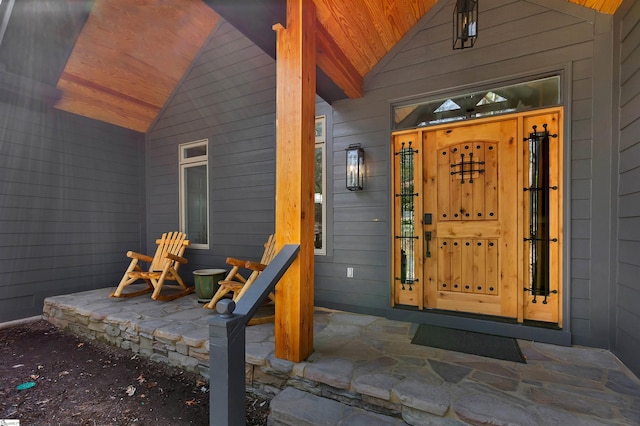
[193,269,226,303]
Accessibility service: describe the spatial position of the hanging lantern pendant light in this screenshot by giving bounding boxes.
[453,0,478,50]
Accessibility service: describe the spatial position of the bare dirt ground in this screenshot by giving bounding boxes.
[0,320,269,425]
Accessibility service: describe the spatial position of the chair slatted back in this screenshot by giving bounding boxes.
[150,232,189,272]
[260,234,277,266]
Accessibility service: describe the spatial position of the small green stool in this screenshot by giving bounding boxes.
[193,269,226,303]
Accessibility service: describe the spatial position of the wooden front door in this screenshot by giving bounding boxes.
[392,109,562,324]
[424,119,518,317]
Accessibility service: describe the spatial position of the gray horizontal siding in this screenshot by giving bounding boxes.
[320,0,613,342]
[0,102,144,322]
[135,0,634,364]
[146,20,276,279]
[614,0,640,376]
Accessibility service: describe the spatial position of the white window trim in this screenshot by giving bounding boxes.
[315,116,326,256]
[179,139,209,250]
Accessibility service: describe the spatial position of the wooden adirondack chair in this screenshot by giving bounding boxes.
[110,232,193,301]
[203,234,276,312]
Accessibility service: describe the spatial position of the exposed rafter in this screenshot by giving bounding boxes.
[315,18,363,99]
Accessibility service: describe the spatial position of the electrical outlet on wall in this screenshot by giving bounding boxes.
[347,267,354,278]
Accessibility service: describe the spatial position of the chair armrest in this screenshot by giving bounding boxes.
[226,257,247,268]
[165,253,188,264]
[218,279,244,288]
[127,251,153,263]
[245,260,267,272]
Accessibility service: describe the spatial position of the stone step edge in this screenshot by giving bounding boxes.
[268,386,407,426]
[43,303,443,424]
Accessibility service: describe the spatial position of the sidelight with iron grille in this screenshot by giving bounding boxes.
[395,142,419,289]
[524,124,558,304]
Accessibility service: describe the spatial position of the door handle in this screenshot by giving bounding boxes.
[425,231,432,258]
[424,213,433,258]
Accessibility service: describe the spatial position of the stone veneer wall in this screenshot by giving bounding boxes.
[40,291,445,422]
[41,297,407,418]
[43,295,211,379]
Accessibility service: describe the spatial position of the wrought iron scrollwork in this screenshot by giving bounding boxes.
[450,152,485,183]
[523,124,558,304]
[394,142,419,289]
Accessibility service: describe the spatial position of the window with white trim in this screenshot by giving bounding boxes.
[179,140,209,249]
[315,116,326,255]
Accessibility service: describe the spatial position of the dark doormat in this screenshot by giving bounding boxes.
[411,324,526,363]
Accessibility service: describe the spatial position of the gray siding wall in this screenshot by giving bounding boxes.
[322,0,615,346]
[146,1,625,350]
[146,20,277,279]
[613,0,640,376]
[0,99,145,323]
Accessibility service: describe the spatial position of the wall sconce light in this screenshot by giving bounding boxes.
[453,0,478,50]
[346,144,365,191]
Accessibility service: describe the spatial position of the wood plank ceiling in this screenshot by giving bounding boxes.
[567,0,623,15]
[54,0,219,132]
[53,0,625,133]
[315,0,624,77]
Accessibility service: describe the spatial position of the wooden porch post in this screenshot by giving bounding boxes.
[272,0,316,362]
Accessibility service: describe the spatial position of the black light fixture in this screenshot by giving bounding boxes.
[346,144,364,191]
[453,0,478,50]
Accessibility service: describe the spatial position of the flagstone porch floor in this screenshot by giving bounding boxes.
[43,287,639,425]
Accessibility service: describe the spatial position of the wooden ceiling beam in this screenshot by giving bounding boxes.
[55,79,157,132]
[316,18,363,99]
[59,45,177,107]
[59,71,162,111]
[316,0,388,69]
